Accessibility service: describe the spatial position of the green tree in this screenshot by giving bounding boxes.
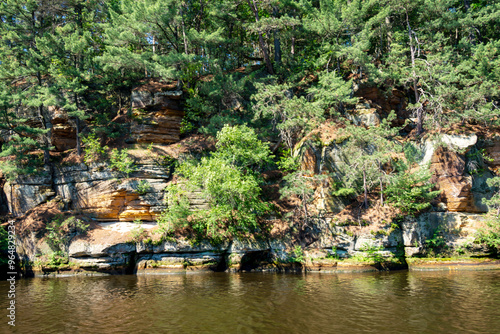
[252,80,324,150]
[332,112,400,208]
[160,125,271,239]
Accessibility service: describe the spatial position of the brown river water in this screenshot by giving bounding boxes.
[1,270,500,333]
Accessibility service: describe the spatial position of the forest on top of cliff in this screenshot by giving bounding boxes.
[0,1,500,238]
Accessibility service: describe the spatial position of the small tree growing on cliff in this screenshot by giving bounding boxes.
[475,177,500,253]
[332,112,400,208]
[159,125,272,240]
[482,177,500,217]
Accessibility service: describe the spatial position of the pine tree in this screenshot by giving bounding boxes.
[0,0,58,167]
[333,112,400,208]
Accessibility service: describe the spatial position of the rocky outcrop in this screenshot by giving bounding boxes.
[50,108,76,151]
[4,170,54,216]
[347,102,381,127]
[130,80,184,144]
[54,163,170,221]
[401,212,487,257]
[430,148,477,212]
[353,86,408,119]
[14,207,496,277]
[5,162,171,220]
[428,135,493,213]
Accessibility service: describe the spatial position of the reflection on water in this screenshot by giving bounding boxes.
[1,271,500,333]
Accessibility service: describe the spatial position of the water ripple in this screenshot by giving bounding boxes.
[1,271,500,334]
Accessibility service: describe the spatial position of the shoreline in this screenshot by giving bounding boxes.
[15,257,500,278]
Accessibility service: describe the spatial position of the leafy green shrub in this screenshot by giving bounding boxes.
[158,125,271,240]
[385,167,440,215]
[290,245,305,263]
[276,149,300,172]
[351,243,385,263]
[45,216,89,252]
[475,215,500,254]
[327,246,339,260]
[136,180,152,195]
[425,229,446,251]
[110,148,136,176]
[46,251,69,269]
[156,184,190,234]
[482,176,500,214]
[81,133,108,163]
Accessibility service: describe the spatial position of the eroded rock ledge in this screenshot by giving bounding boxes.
[15,211,498,277]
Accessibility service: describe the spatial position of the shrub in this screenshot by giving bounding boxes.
[475,215,500,254]
[45,216,89,252]
[290,245,305,263]
[385,167,441,215]
[110,148,136,176]
[136,180,152,195]
[81,133,108,163]
[158,125,271,240]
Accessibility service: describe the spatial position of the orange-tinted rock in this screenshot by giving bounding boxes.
[300,146,318,174]
[485,141,500,172]
[430,148,481,212]
[52,123,76,151]
[130,79,184,144]
[130,108,184,144]
[354,86,408,125]
[72,187,160,221]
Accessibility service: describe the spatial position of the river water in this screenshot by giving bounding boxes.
[1,270,500,333]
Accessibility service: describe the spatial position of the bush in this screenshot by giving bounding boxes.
[45,216,89,252]
[385,167,440,215]
[475,215,500,254]
[110,148,136,176]
[136,180,152,195]
[81,133,108,163]
[290,245,305,263]
[158,125,271,240]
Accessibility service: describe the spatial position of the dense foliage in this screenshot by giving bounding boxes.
[158,125,272,240]
[0,1,499,232]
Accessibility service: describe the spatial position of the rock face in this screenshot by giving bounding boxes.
[17,210,493,276]
[54,163,170,221]
[294,130,493,215]
[430,148,476,212]
[347,102,381,127]
[401,212,487,257]
[50,108,76,151]
[430,145,492,213]
[484,138,500,173]
[130,80,184,144]
[6,162,171,220]
[4,170,54,216]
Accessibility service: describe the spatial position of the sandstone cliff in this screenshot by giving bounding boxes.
[4,84,500,277]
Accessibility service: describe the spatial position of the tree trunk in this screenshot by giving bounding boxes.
[363,169,368,208]
[247,0,274,74]
[181,6,189,54]
[37,72,51,165]
[385,16,392,53]
[75,117,81,156]
[406,10,423,135]
[273,7,281,65]
[39,105,51,165]
[380,177,384,206]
